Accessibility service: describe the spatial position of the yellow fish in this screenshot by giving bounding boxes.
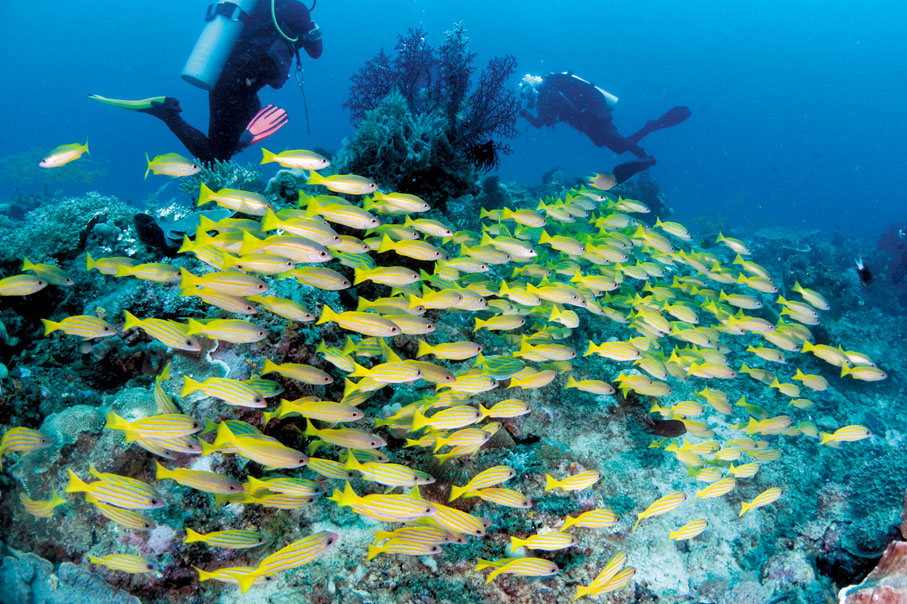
[633,491,686,531]
[145,152,199,179]
[40,140,89,168]
[819,425,871,446]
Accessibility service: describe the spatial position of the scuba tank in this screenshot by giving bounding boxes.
[182,0,260,90]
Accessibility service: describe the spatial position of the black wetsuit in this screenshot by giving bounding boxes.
[522,73,652,159]
[522,73,691,184]
[152,0,322,163]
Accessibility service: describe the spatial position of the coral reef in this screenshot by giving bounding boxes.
[0,164,906,604]
[0,191,136,264]
[178,160,263,197]
[340,23,519,204]
[0,548,141,604]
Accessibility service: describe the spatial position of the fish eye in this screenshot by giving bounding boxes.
[257,331,264,336]
[151,498,159,505]
[186,340,193,345]
[230,485,241,491]
[246,306,254,312]
[257,284,265,289]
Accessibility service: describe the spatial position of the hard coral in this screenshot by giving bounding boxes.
[342,22,519,205]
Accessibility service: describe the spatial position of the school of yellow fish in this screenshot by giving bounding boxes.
[0,144,887,599]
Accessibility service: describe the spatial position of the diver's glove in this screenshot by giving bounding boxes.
[302,22,321,42]
[140,97,182,120]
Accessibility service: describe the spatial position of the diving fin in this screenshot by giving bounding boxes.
[240,105,288,147]
[612,157,656,185]
[628,106,691,143]
[88,94,168,111]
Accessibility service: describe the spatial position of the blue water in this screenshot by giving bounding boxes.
[2,0,905,241]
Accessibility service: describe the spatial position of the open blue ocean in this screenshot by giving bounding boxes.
[0,1,905,603]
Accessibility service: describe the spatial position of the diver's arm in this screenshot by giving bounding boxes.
[520,109,546,129]
[279,0,322,59]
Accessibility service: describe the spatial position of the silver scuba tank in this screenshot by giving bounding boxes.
[181,0,260,90]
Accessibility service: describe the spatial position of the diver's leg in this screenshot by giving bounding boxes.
[141,98,214,164]
[628,106,692,143]
[208,82,261,161]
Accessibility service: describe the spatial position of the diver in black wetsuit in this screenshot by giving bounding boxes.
[519,72,690,183]
[94,0,322,164]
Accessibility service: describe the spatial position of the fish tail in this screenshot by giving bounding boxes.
[180,375,201,397]
[739,501,751,516]
[416,339,432,358]
[839,365,851,378]
[561,515,576,531]
[179,267,198,289]
[473,318,485,332]
[261,411,276,426]
[303,418,318,438]
[366,545,382,561]
[184,528,203,543]
[306,170,324,185]
[377,234,395,254]
[144,153,151,180]
[154,461,170,480]
[407,294,424,309]
[353,268,368,285]
[539,230,553,244]
[632,517,641,531]
[41,318,60,335]
[240,230,263,255]
[411,409,428,432]
[194,567,213,582]
[510,536,524,550]
[304,196,322,218]
[486,568,503,583]
[85,253,99,272]
[246,476,267,492]
[237,569,261,594]
[104,412,130,433]
[544,474,559,492]
[574,585,594,600]
[261,207,279,231]
[198,182,215,207]
[199,440,218,456]
[317,305,338,326]
[819,432,834,446]
[343,453,362,472]
[262,358,278,376]
[260,148,276,164]
[113,264,134,278]
[65,469,88,493]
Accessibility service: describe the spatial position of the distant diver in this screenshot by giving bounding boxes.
[90,0,322,164]
[519,72,690,185]
[855,256,873,287]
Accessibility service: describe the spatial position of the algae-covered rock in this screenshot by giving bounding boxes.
[0,192,136,263]
[0,548,140,604]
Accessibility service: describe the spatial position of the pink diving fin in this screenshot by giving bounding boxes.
[240,105,288,147]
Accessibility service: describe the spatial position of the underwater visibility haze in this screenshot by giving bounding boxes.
[1,1,906,603]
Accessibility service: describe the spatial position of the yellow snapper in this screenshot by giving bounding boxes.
[40,140,89,168]
[261,147,329,170]
[145,152,199,179]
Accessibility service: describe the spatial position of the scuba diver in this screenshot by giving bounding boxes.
[91,0,322,164]
[519,72,691,185]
